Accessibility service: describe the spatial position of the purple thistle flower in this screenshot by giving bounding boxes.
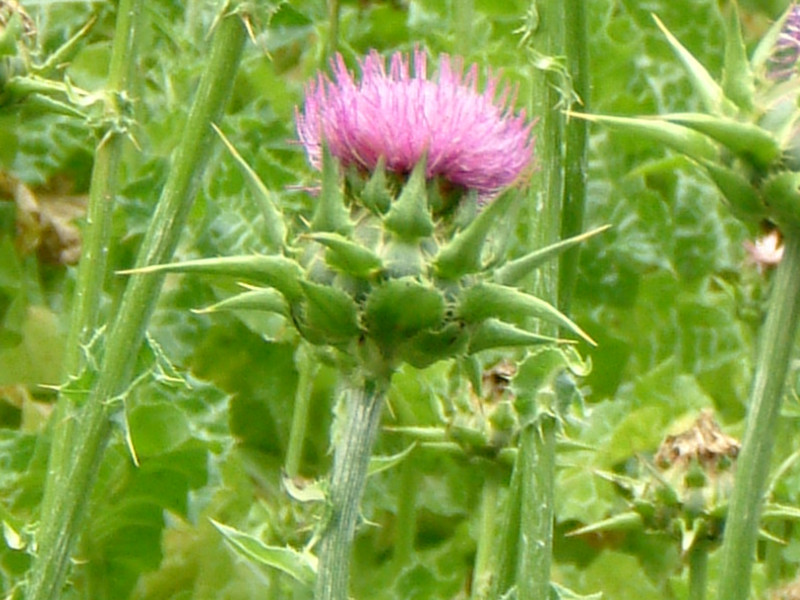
[769,3,800,80]
[296,49,535,199]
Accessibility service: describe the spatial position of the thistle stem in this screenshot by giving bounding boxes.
[489,453,523,598]
[688,542,708,600]
[470,472,500,600]
[38,0,142,564]
[314,378,389,600]
[559,0,589,314]
[392,453,418,568]
[516,414,557,600]
[717,227,800,600]
[285,343,318,478]
[26,10,247,600]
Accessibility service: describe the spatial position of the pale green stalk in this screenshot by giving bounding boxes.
[514,0,566,597]
[285,343,318,478]
[39,0,141,550]
[26,9,248,600]
[559,0,589,313]
[470,472,500,600]
[688,542,708,600]
[393,454,418,568]
[314,378,389,600]
[717,228,800,600]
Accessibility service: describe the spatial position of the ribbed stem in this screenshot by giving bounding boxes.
[717,228,800,600]
[688,542,709,600]
[392,454,418,568]
[470,473,500,600]
[26,10,247,600]
[516,414,557,600]
[489,447,523,597]
[315,379,388,600]
[285,344,318,478]
[559,0,589,314]
[39,0,142,560]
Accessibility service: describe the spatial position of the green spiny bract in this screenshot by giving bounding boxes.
[132,150,599,381]
[578,4,800,231]
[284,152,594,377]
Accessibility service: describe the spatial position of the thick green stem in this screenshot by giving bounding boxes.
[688,542,709,600]
[516,415,557,600]
[26,10,247,600]
[470,472,500,600]
[717,228,800,600]
[315,378,388,600]
[286,343,318,478]
[489,454,523,598]
[39,0,142,556]
[509,0,565,597]
[558,0,589,314]
[392,453,417,568]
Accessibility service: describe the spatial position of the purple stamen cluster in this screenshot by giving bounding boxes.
[769,3,800,80]
[296,49,535,199]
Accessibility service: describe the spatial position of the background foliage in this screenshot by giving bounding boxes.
[1,0,799,598]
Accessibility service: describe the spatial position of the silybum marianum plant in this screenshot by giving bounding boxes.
[578,4,800,600]
[134,48,599,600]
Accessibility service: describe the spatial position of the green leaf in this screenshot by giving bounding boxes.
[211,520,317,587]
[126,400,192,459]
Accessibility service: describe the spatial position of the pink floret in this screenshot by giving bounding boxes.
[296,49,535,199]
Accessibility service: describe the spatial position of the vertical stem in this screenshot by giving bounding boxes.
[286,343,318,478]
[393,454,417,568]
[32,0,141,592]
[688,542,708,600]
[489,455,523,598]
[513,1,565,598]
[559,0,589,314]
[470,472,500,600]
[26,10,247,600]
[516,414,557,600]
[315,378,389,600]
[717,228,800,600]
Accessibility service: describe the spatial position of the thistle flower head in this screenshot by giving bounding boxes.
[296,49,535,199]
[769,3,800,81]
